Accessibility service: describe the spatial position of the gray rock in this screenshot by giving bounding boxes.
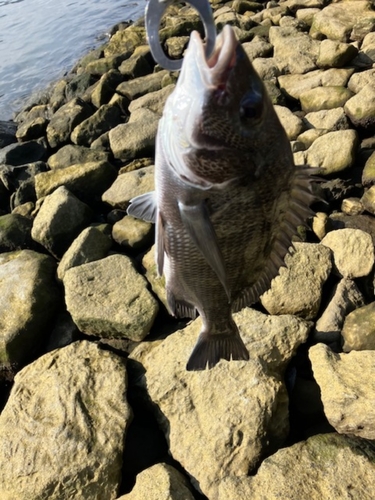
[118,463,195,500]
[304,108,349,131]
[299,86,353,113]
[102,166,155,209]
[112,215,153,250]
[0,120,17,148]
[313,278,365,344]
[48,144,109,169]
[274,105,304,140]
[91,70,125,108]
[0,250,60,367]
[278,70,324,100]
[342,302,375,352]
[45,311,80,352]
[0,213,34,252]
[305,129,358,174]
[31,186,92,258]
[57,225,112,281]
[0,341,132,499]
[344,83,375,129]
[127,84,175,116]
[63,254,159,341]
[64,72,97,101]
[116,70,169,101]
[261,242,332,320]
[71,104,122,147]
[15,116,48,142]
[317,39,358,68]
[218,433,375,499]
[310,343,375,440]
[130,307,310,498]
[242,38,273,61]
[104,26,144,58]
[0,140,46,166]
[321,228,374,278]
[362,151,375,187]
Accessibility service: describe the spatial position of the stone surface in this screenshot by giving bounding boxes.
[112,215,153,250]
[304,107,349,131]
[344,83,375,129]
[321,228,374,278]
[362,151,375,187]
[261,243,332,320]
[317,39,358,68]
[341,197,364,216]
[63,254,159,341]
[300,86,353,113]
[0,213,34,252]
[361,185,375,215]
[0,250,60,366]
[0,341,132,499]
[71,104,122,147]
[274,105,304,140]
[102,166,154,209]
[47,144,109,169]
[342,302,375,352]
[310,343,375,440]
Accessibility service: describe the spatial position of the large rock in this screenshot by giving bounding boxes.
[304,107,349,131]
[261,242,332,320]
[310,343,375,439]
[63,254,159,341]
[0,341,132,499]
[0,213,34,252]
[129,307,311,498]
[102,166,154,209]
[299,86,353,113]
[342,302,375,352]
[48,144,109,169]
[218,433,375,499]
[344,83,375,129]
[70,104,122,146]
[0,250,60,367]
[0,140,46,166]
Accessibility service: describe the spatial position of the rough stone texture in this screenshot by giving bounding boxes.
[0,250,60,367]
[31,186,92,258]
[0,213,34,252]
[118,463,195,500]
[348,68,375,93]
[261,242,332,320]
[304,107,349,131]
[317,39,358,68]
[344,83,375,129]
[341,197,364,216]
[64,254,159,341]
[0,341,132,500]
[305,129,358,174]
[142,245,168,310]
[130,307,310,498]
[274,105,304,140]
[47,144,109,169]
[362,151,375,187]
[361,185,375,215]
[310,343,375,439]
[116,70,169,100]
[70,104,121,147]
[102,166,154,209]
[300,86,353,113]
[321,228,374,278]
[342,302,375,352]
[218,433,375,500]
[0,140,46,166]
[57,226,112,281]
[313,278,365,344]
[112,215,153,250]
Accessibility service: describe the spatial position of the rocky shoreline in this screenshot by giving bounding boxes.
[1,0,375,498]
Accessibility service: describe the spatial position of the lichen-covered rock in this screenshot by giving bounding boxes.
[361,185,375,215]
[47,144,109,169]
[344,83,375,129]
[15,116,48,142]
[0,250,60,367]
[342,302,375,352]
[112,215,153,250]
[310,343,375,439]
[304,107,349,131]
[0,341,132,500]
[102,166,154,209]
[0,213,34,252]
[70,104,122,147]
[63,254,159,341]
[116,70,169,101]
[300,86,353,113]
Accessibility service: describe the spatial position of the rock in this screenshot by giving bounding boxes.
[321,228,374,278]
[242,39,273,61]
[63,254,159,341]
[342,302,375,352]
[119,52,153,80]
[362,151,375,187]
[359,32,375,63]
[57,226,112,281]
[31,186,92,258]
[48,144,109,169]
[252,57,280,81]
[261,242,332,320]
[299,86,353,113]
[141,245,168,310]
[0,140,46,166]
[360,186,375,215]
[91,70,125,108]
[305,129,358,175]
[295,7,321,27]
[35,160,117,202]
[85,54,128,76]
[0,250,60,367]
[130,307,310,498]
[347,68,375,93]
[128,84,175,116]
[329,213,375,246]
[118,463,195,500]
[312,211,329,240]
[310,343,375,440]
[218,433,375,499]
[116,70,169,101]
[0,213,34,252]
[15,116,48,142]
[0,341,132,499]
[274,105,304,140]
[0,120,17,148]
[278,70,324,100]
[297,128,328,149]
[313,278,365,344]
[112,216,153,250]
[341,197,364,216]
[64,72,97,101]
[45,311,80,352]
[71,104,122,147]
[303,108,349,131]
[344,83,375,129]
[317,39,358,68]
[104,27,144,58]
[46,98,93,148]
[102,166,154,209]
[320,67,355,87]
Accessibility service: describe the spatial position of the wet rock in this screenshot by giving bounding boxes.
[31,186,93,258]
[57,225,112,281]
[299,86,353,113]
[0,140,46,166]
[0,250,60,367]
[71,104,122,147]
[15,116,48,142]
[0,341,132,499]
[344,83,375,129]
[342,302,375,352]
[321,228,374,278]
[112,215,153,250]
[0,121,17,148]
[118,463,195,500]
[310,343,375,439]
[304,108,349,131]
[218,433,375,499]
[0,213,34,252]
[261,242,332,320]
[130,307,310,498]
[48,144,109,169]
[46,98,93,149]
[274,105,304,140]
[116,70,169,101]
[317,39,358,68]
[102,166,154,209]
[63,254,159,341]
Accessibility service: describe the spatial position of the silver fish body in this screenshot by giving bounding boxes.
[128,25,315,370]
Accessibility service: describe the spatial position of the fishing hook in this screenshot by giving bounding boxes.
[145,0,216,71]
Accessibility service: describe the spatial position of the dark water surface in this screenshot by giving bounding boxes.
[0,0,147,120]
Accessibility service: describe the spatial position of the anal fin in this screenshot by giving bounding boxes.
[167,288,197,319]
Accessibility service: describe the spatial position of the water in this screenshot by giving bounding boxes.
[0,0,147,121]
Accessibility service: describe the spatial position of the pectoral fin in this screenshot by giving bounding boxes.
[178,200,230,300]
[127,191,157,223]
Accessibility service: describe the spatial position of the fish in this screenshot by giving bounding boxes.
[127,24,316,371]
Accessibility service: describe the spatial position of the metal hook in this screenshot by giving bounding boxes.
[145,0,216,71]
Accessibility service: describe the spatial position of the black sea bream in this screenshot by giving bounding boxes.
[128,25,315,370]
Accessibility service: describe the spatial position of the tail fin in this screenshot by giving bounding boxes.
[186,322,249,371]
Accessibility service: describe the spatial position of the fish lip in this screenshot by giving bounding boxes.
[190,25,238,88]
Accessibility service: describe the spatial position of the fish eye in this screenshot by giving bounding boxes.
[239,90,263,122]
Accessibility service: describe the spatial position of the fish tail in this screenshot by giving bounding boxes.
[186,320,249,371]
